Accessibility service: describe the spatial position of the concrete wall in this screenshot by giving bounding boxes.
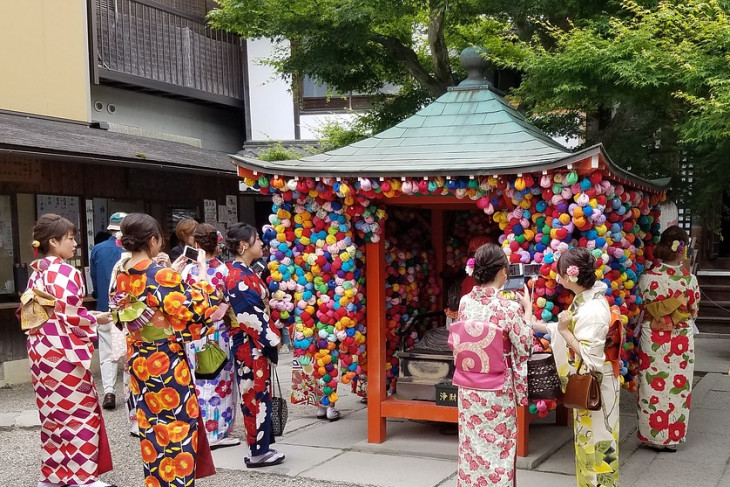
[246,39,297,141]
[0,0,91,121]
[90,85,245,153]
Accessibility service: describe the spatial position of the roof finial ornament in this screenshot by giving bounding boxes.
[458,46,493,88]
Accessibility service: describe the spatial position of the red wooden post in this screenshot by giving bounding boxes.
[366,239,387,443]
[517,404,529,457]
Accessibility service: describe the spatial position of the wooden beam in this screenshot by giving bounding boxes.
[380,398,458,422]
[366,239,387,443]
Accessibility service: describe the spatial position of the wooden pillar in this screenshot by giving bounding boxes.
[517,405,529,457]
[366,238,387,443]
[431,209,444,309]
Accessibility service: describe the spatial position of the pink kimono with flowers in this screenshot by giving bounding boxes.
[456,286,532,487]
[636,262,699,446]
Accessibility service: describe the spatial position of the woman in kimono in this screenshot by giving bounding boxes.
[636,225,699,452]
[109,213,221,486]
[223,223,284,468]
[181,223,239,449]
[451,243,532,487]
[24,214,115,487]
[534,247,619,486]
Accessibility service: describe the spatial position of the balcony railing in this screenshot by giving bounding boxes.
[90,0,245,106]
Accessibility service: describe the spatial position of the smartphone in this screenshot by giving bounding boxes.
[252,259,266,274]
[522,263,541,277]
[183,245,199,261]
[508,263,523,277]
[502,276,526,292]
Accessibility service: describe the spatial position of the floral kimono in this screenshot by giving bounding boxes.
[110,259,220,486]
[25,257,113,485]
[547,281,620,487]
[636,263,699,447]
[181,258,237,447]
[455,286,532,487]
[223,261,281,457]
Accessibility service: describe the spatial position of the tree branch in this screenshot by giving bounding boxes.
[373,34,447,96]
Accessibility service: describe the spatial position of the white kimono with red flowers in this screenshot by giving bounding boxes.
[456,286,532,487]
[636,262,699,446]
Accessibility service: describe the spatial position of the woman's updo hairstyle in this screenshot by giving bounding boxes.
[120,213,162,252]
[653,225,689,262]
[556,247,597,289]
[226,223,258,255]
[33,213,77,255]
[194,223,218,255]
[472,243,509,285]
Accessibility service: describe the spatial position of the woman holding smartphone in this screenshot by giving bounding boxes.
[223,223,284,468]
[181,223,239,449]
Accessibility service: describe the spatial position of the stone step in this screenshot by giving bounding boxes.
[696,315,730,334]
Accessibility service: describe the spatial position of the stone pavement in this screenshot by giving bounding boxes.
[213,334,730,487]
[2,334,729,487]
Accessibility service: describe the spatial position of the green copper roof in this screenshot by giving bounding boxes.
[233,85,571,175]
[230,47,664,193]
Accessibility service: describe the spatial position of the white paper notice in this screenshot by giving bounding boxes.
[204,199,217,224]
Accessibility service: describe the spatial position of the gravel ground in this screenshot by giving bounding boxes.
[0,369,372,487]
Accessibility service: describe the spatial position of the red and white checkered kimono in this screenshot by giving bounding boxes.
[25,257,113,485]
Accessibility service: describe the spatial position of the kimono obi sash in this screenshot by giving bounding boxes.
[448,319,509,391]
[645,296,690,332]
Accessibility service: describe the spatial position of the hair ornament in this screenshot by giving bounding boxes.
[670,240,680,252]
[566,265,580,282]
[465,258,475,276]
[32,240,40,258]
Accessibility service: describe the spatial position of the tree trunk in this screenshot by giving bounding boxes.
[373,35,447,96]
[428,0,454,89]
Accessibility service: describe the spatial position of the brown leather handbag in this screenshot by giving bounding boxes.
[563,359,602,411]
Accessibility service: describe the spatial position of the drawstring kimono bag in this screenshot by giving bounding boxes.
[195,340,228,380]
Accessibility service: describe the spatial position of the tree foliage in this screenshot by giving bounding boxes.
[515,0,730,226]
[212,0,730,224]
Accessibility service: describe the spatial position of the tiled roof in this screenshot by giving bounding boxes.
[0,111,235,174]
[230,84,663,192]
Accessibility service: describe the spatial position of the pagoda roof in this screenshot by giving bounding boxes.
[231,51,664,194]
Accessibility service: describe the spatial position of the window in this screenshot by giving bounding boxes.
[300,76,399,112]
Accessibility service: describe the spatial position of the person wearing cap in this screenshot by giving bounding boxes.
[90,211,127,410]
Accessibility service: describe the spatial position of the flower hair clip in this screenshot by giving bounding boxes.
[671,240,685,255]
[566,265,579,282]
[465,258,475,276]
[32,240,40,258]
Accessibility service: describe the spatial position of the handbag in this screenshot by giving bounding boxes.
[195,341,228,380]
[563,358,602,411]
[270,365,288,437]
[110,324,129,364]
[527,353,562,400]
